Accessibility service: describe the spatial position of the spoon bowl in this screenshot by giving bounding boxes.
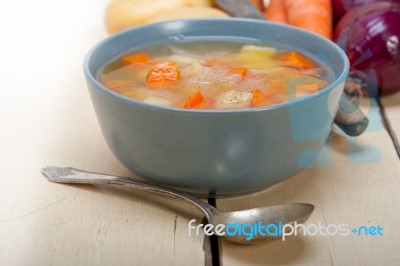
[212,204,314,243]
[42,166,314,244]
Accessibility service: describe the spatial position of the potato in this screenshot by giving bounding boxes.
[150,6,229,22]
[215,90,253,110]
[104,0,214,34]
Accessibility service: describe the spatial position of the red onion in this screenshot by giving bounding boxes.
[334,2,400,95]
[332,0,400,23]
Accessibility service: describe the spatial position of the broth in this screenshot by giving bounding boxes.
[98,41,332,110]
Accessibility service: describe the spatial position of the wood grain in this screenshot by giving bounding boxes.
[381,92,400,156]
[0,1,206,265]
[2,1,400,265]
[217,98,400,265]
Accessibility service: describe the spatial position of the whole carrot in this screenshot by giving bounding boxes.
[284,0,332,39]
[251,0,265,12]
[265,0,288,24]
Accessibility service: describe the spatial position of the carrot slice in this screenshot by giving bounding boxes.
[265,0,288,24]
[183,91,204,109]
[268,81,289,100]
[252,88,272,107]
[295,83,319,97]
[251,0,264,11]
[278,51,316,69]
[122,53,150,64]
[204,59,224,66]
[228,68,248,77]
[284,0,332,39]
[147,61,179,88]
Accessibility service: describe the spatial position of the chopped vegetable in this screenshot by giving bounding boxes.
[147,61,179,88]
[284,0,333,39]
[278,51,316,69]
[183,91,204,109]
[100,40,327,110]
[238,45,278,60]
[295,83,319,97]
[122,53,150,64]
[266,82,289,103]
[181,61,203,77]
[225,53,280,69]
[215,90,253,109]
[204,59,224,66]
[169,54,200,65]
[228,68,248,77]
[241,45,278,55]
[251,0,265,11]
[265,0,289,24]
[251,89,270,107]
[122,88,149,101]
[224,45,279,68]
[142,95,171,107]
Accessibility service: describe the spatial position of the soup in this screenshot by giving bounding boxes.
[98,41,331,110]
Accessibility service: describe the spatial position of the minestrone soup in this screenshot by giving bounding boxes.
[98,41,331,110]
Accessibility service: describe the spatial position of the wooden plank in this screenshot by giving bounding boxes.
[217,99,400,266]
[381,91,400,156]
[0,1,206,265]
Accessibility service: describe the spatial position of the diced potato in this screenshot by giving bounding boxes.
[222,45,279,69]
[300,68,324,77]
[123,88,149,100]
[136,68,150,81]
[169,55,203,65]
[255,66,303,80]
[295,84,319,98]
[224,52,280,69]
[142,95,171,107]
[240,44,278,55]
[215,90,253,110]
[180,60,204,77]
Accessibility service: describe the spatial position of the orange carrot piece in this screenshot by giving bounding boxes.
[204,59,224,66]
[147,61,179,88]
[284,0,332,39]
[122,53,150,64]
[265,0,288,24]
[183,91,204,109]
[295,83,319,97]
[252,88,272,107]
[251,0,265,12]
[268,82,288,99]
[278,51,316,69]
[228,68,248,77]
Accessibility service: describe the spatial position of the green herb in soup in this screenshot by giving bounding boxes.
[98,41,330,110]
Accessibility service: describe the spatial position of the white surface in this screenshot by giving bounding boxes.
[1,1,400,265]
[0,1,206,265]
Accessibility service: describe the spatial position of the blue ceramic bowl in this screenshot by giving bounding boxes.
[84,19,349,196]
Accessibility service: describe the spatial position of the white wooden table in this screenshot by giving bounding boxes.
[1,1,399,265]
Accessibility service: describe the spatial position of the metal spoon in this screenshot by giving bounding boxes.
[42,166,314,243]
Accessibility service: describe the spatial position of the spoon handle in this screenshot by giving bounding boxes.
[41,166,218,220]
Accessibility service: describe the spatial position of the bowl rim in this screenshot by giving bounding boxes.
[83,18,350,114]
